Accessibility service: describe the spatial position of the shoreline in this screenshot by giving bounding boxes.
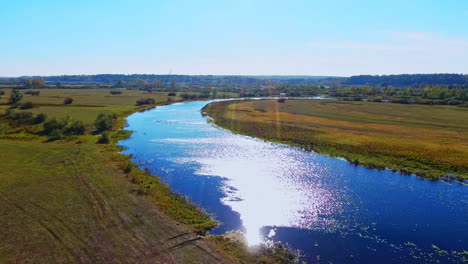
[111,100,303,263]
[202,100,467,183]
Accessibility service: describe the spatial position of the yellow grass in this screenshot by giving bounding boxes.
[205,100,468,179]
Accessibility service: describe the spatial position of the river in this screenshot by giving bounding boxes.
[119,100,468,264]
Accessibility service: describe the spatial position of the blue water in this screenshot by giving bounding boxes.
[119,100,468,264]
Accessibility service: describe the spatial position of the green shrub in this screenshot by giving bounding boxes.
[42,117,87,140]
[48,129,65,141]
[136,98,155,106]
[24,90,40,96]
[180,93,198,100]
[123,161,134,173]
[94,113,117,132]
[65,120,86,135]
[2,110,45,125]
[110,90,122,95]
[63,97,74,104]
[33,113,47,124]
[167,92,176,96]
[19,101,34,109]
[8,89,23,104]
[43,118,68,134]
[97,132,110,144]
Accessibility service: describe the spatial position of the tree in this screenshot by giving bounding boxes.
[94,113,117,132]
[97,132,110,144]
[19,101,34,109]
[384,87,395,96]
[32,78,47,89]
[132,79,149,89]
[25,78,46,89]
[170,80,176,89]
[136,98,155,106]
[24,79,33,89]
[152,80,162,89]
[114,79,126,88]
[8,89,23,104]
[63,97,74,104]
[65,120,86,135]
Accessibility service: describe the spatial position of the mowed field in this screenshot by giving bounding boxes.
[0,89,169,124]
[0,89,294,264]
[0,89,237,264]
[204,99,468,179]
[0,139,234,264]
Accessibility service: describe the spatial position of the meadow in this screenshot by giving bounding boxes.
[0,89,169,124]
[0,88,296,264]
[204,99,468,179]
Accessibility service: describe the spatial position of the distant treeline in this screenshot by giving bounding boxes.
[0,74,336,86]
[2,73,468,87]
[344,74,468,86]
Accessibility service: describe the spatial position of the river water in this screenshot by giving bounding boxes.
[119,100,467,264]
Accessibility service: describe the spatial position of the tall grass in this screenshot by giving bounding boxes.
[204,100,468,180]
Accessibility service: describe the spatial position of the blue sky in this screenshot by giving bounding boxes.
[1,0,467,76]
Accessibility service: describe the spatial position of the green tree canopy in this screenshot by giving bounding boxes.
[8,89,23,104]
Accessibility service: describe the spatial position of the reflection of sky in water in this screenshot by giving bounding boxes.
[120,100,468,264]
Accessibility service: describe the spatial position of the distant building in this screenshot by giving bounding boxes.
[279,93,286,96]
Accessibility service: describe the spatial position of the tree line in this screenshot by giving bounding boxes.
[344,74,468,86]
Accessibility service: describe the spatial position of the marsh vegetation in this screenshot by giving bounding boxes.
[204,99,468,179]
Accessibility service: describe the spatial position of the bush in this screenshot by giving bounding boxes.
[94,113,118,132]
[47,129,65,141]
[180,93,198,100]
[136,98,155,106]
[33,113,47,124]
[97,132,110,144]
[7,111,33,122]
[110,90,122,95]
[391,97,410,104]
[65,120,86,135]
[63,97,74,104]
[168,92,177,96]
[123,161,134,173]
[136,98,155,105]
[2,110,47,125]
[25,90,40,96]
[19,101,34,109]
[8,89,23,104]
[277,98,286,103]
[0,90,5,96]
[43,118,68,134]
[43,117,87,140]
[418,99,434,105]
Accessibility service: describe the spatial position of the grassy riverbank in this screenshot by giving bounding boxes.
[0,89,298,264]
[203,99,468,180]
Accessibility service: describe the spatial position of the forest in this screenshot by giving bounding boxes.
[2,73,467,87]
[1,74,467,106]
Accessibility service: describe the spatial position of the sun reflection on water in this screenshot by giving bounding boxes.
[159,134,343,245]
[120,100,468,264]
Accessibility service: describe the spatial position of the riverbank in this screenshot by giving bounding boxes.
[203,99,468,180]
[0,89,299,263]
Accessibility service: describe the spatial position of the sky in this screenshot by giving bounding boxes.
[1,0,467,76]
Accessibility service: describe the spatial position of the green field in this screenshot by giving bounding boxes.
[0,89,297,264]
[0,89,170,124]
[204,99,468,179]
